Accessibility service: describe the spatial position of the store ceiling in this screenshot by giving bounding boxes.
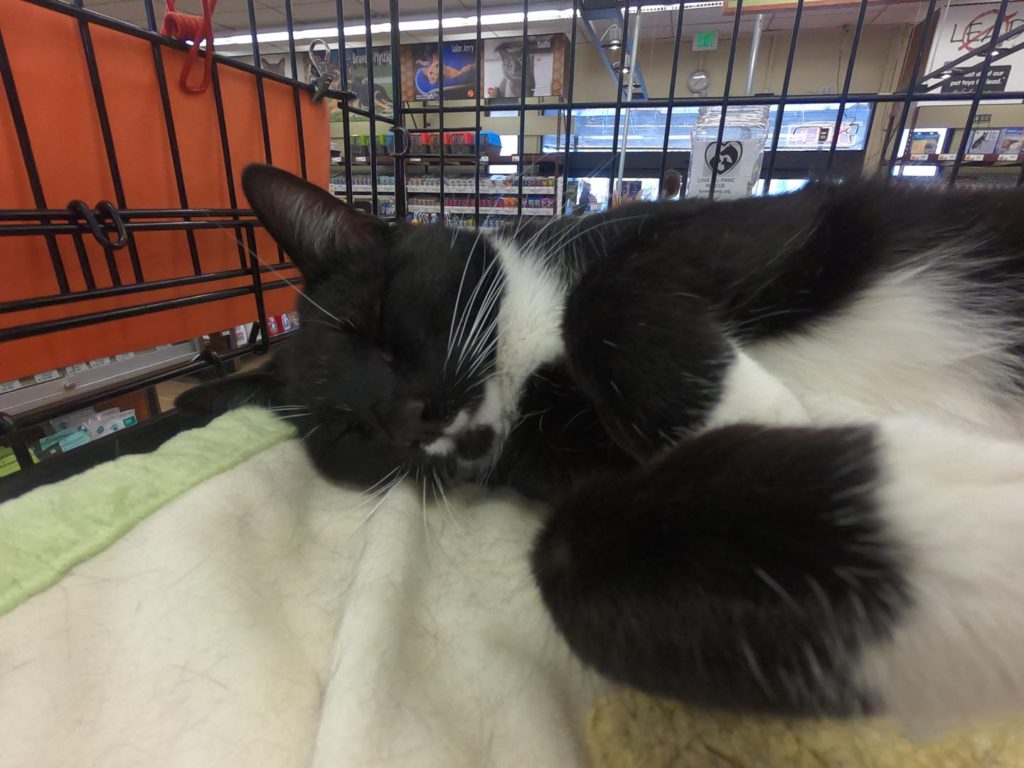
[77,0,931,50]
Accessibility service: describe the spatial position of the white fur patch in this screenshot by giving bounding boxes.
[747,271,1024,437]
[422,436,455,457]
[487,235,567,437]
[703,349,811,430]
[856,417,1024,729]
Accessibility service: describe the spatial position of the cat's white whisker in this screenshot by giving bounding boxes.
[432,469,463,535]
[446,230,482,364]
[452,252,501,370]
[342,469,407,545]
[456,271,506,374]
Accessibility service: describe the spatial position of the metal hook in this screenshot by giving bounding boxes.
[67,200,128,250]
[307,39,331,77]
[307,39,334,101]
[95,201,129,249]
[389,126,412,158]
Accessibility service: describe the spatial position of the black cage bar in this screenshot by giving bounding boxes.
[3,0,1024,481]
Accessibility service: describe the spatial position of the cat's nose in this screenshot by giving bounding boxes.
[379,399,442,446]
[455,426,495,461]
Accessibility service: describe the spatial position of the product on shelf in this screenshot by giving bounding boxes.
[998,128,1024,156]
[966,129,1000,155]
[344,130,502,160]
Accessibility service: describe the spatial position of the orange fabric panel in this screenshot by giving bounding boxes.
[0,1,329,381]
[2,286,296,381]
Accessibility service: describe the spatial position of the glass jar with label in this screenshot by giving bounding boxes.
[686,105,771,200]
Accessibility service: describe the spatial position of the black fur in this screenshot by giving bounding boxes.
[488,364,636,501]
[180,165,505,487]
[177,168,1024,717]
[532,424,909,715]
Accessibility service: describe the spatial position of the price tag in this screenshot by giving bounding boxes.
[0,379,22,394]
[33,369,61,384]
[964,154,985,162]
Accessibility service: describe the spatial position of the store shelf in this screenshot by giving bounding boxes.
[332,185,558,195]
[331,187,397,195]
[407,205,555,216]
[332,154,559,167]
[902,152,1024,165]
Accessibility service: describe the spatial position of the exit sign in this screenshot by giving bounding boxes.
[693,31,718,51]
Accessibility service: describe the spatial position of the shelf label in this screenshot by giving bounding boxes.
[33,369,62,384]
[0,379,23,394]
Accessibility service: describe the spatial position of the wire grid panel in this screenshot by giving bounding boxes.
[4,0,1024,469]
[0,0,340,385]
[394,0,1024,208]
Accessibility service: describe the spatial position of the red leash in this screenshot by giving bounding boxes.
[161,0,218,94]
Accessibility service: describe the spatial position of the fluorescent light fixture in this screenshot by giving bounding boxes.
[633,2,724,10]
[214,2,721,48]
[215,8,575,47]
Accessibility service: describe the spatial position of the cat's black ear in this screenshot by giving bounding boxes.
[241,164,385,282]
[174,360,285,416]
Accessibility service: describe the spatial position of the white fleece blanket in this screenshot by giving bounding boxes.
[0,418,604,767]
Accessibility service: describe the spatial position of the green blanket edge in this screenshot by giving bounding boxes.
[0,407,295,618]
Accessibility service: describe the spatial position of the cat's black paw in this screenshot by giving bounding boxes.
[531,423,910,716]
[562,258,733,459]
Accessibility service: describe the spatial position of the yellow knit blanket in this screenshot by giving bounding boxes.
[588,690,1024,768]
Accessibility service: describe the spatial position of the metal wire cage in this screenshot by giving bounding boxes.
[2,0,1023,480]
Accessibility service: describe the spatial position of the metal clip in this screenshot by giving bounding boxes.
[307,39,334,102]
[68,200,128,250]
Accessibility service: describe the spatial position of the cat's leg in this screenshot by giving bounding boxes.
[562,263,808,459]
[532,417,1024,726]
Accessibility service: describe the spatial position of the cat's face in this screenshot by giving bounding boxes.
[496,43,524,81]
[178,165,506,489]
[421,54,440,84]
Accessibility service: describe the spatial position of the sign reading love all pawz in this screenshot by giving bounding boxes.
[687,140,763,199]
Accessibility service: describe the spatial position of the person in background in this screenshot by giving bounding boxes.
[572,181,594,216]
[661,169,682,201]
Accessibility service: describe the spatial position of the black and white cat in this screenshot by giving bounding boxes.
[180,164,1024,727]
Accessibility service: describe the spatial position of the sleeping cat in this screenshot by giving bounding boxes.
[180,164,1024,726]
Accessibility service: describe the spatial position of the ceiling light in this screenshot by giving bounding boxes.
[633,2,724,10]
[214,7,577,47]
